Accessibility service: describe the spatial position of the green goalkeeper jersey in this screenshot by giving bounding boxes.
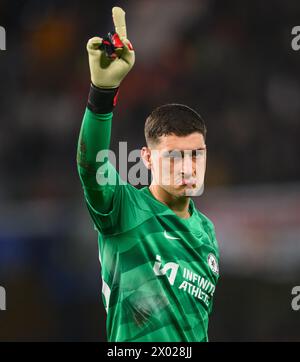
[77,108,220,342]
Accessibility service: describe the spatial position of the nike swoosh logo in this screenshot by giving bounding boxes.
[164,231,180,240]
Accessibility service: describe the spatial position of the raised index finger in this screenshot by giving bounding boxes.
[112,7,127,39]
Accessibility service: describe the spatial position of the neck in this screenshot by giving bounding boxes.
[149,184,190,219]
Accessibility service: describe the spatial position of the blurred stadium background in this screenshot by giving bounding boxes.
[0,0,300,341]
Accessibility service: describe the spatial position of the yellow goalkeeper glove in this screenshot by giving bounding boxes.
[86,7,135,89]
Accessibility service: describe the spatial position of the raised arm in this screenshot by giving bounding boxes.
[77,7,135,214]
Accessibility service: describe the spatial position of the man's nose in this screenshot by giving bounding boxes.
[181,155,193,177]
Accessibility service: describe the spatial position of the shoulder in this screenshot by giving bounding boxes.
[197,211,215,232]
[191,201,215,231]
[195,209,218,249]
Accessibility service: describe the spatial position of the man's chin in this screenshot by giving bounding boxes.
[162,185,192,198]
[175,184,204,197]
[184,184,204,197]
[160,183,204,197]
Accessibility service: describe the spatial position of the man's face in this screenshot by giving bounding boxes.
[143,132,207,197]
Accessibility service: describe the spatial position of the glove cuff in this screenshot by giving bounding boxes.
[87,84,120,114]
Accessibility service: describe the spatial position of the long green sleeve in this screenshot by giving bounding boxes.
[77,108,115,214]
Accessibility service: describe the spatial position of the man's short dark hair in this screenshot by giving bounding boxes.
[144,104,207,146]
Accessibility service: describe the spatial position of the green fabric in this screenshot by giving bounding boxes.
[77,108,220,342]
[77,108,114,213]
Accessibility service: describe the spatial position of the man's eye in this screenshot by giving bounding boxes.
[164,151,182,159]
[193,150,205,158]
[162,150,205,159]
[172,154,183,160]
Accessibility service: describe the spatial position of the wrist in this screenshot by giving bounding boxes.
[87,83,119,114]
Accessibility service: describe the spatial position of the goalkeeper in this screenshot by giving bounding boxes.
[77,7,220,342]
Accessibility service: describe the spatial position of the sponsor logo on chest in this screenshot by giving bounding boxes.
[153,254,218,307]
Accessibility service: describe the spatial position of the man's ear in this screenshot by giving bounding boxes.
[141,147,152,170]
